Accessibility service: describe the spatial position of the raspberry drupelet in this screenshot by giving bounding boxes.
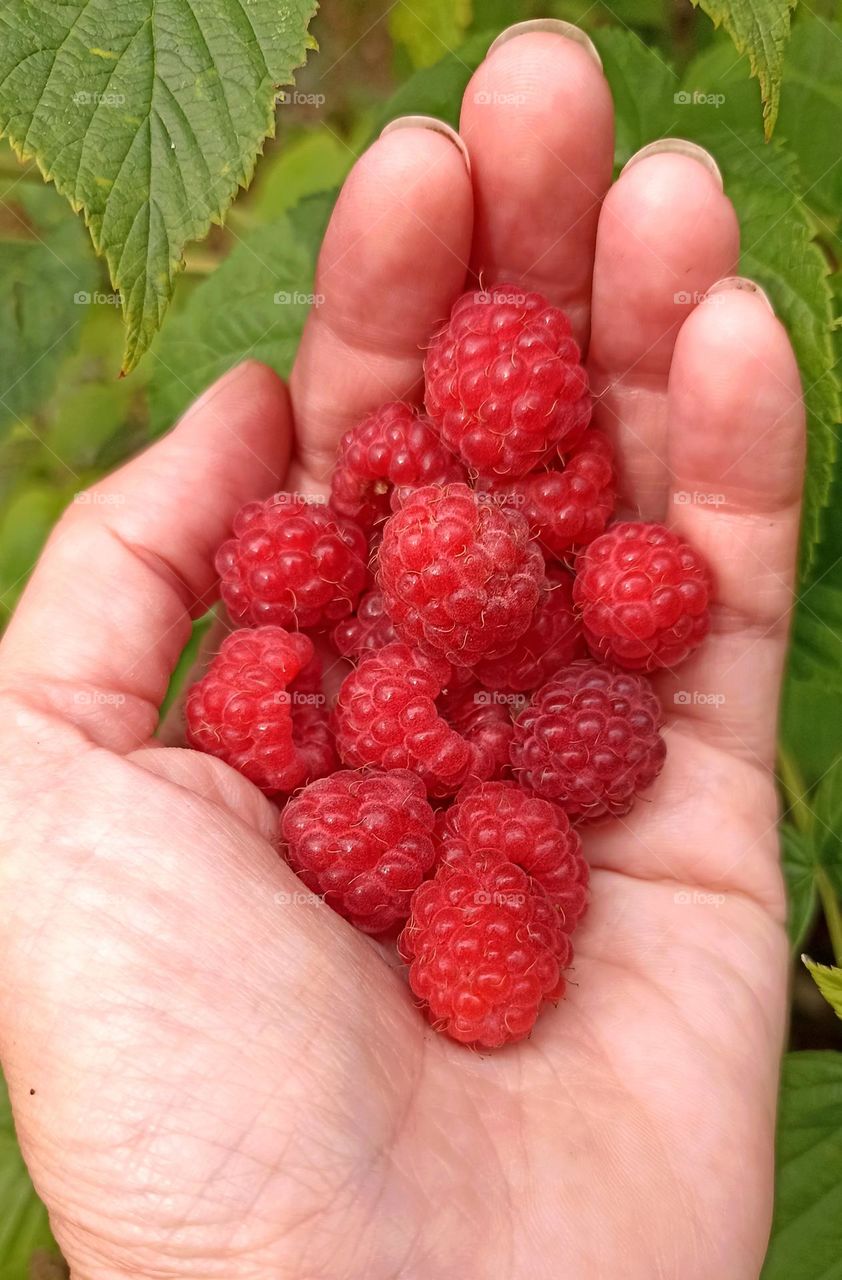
[424,282,591,478]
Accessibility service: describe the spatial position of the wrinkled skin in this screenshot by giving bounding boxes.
[0,29,803,1280]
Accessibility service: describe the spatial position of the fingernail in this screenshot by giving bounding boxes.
[380,115,471,173]
[487,19,602,70]
[705,276,775,313]
[621,138,723,190]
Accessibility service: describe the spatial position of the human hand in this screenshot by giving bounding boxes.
[0,24,804,1280]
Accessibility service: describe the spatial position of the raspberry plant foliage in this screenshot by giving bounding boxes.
[0,0,317,373]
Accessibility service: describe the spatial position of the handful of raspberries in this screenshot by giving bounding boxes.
[186,282,713,1050]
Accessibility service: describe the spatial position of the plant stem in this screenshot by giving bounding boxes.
[816,868,842,967]
[777,747,811,831]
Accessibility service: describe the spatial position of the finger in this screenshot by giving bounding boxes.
[657,281,805,765]
[0,361,293,752]
[588,143,739,516]
[459,22,614,344]
[289,120,473,488]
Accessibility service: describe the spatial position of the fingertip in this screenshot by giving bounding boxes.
[670,282,804,513]
[675,282,800,399]
[380,114,471,173]
[622,139,723,190]
[328,122,473,257]
[475,28,608,103]
[590,151,739,374]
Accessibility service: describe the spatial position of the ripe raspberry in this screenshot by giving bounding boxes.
[331,589,397,659]
[281,769,437,935]
[424,282,591,478]
[216,494,367,630]
[333,643,509,796]
[439,781,588,931]
[574,522,712,671]
[330,401,463,531]
[511,662,666,821]
[186,627,335,795]
[473,567,585,692]
[377,483,546,667]
[399,860,571,1047]
[488,429,615,560]
[438,683,515,781]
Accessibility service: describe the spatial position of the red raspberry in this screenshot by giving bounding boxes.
[488,429,615,560]
[377,483,546,667]
[424,282,591,478]
[185,627,335,795]
[330,401,463,531]
[438,683,515,782]
[574,522,712,671]
[473,567,585,692]
[511,662,666,821]
[281,769,437,935]
[216,494,367,630]
[439,781,588,931]
[399,860,571,1047]
[333,643,508,796]
[331,589,397,659]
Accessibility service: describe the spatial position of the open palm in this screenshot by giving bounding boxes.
[0,26,803,1280]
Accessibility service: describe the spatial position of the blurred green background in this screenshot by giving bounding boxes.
[0,0,841,1275]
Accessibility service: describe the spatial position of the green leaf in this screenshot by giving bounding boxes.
[781,825,819,950]
[0,484,65,622]
[733,179,840,581]
[762,1051,842,1278]
[0,1071,58,1280]
[390,0,473,70]
[0,152,98,433]
[375,34,490,131]
[692,0,797,137]
[0,0,318,374]
[590,28,677,166]
[804,958,842,1021]
[247,131,354,223]
[161,608,216,717]
[811,757,842,898]
[777,18,842,224]
[146,210,317,433]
